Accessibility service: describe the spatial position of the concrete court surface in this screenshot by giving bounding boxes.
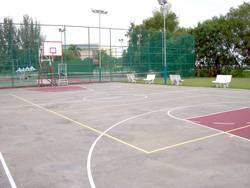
[0,82,250,188]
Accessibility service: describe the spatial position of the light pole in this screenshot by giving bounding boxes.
[59,27,66,63]
[158,0,168,85]
[118,38,124,66]
[118,38,123,56]
[92,9,108,82]
[118,38,123,51]
[137,33,142,65]
[147,33,151,71]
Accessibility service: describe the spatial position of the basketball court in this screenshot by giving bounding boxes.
[0,83,250,188]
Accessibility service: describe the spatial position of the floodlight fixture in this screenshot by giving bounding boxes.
[158,0,168,6]
[118,38,124,44]
[92,9,108,14]
[58,28,65,32]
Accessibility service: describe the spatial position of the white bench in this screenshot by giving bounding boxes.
[143,74,155,84]
[169,74,184,85]
[212,75,232,88]
[126,74,137,83]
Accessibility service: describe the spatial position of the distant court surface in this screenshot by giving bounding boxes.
[188,108,250,140]
[0,83,250,188]
[27,85,86,92]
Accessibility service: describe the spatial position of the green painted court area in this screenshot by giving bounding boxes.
[0,83,250,188]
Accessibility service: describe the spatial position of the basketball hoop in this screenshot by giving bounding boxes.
[39,41,62,87]
[43,41,62,57]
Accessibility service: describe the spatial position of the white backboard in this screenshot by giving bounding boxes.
[43,41,62,56]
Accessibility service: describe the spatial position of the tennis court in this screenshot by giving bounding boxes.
[0,83,250,188]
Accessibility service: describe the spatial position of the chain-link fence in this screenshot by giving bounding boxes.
[0,23,195,88]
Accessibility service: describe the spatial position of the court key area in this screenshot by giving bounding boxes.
[0,83,250,188]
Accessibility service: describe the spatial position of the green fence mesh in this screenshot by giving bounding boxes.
[0,23,195,88]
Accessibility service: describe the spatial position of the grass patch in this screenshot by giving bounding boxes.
[181,77,214,87]
[179,77,250,89]
[152,77,250,90]
[228,78,250,89]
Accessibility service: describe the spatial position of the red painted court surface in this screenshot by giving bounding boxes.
[188,108,250,140]
[27,85,86,92]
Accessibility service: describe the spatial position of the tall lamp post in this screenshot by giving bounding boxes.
[118,38,124,57]
[92,9,108,82]
[158,0,168,85]
[59,27,66,63]
[118,38,124,66]
[137,33,142,65]
[118,38,124,53]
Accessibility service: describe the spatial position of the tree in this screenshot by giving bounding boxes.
[126,10,177,74]
[125,8,192,74]
[0,23,6,68]
[142,10,179,33]
[127,9,179,41]
[191,2,250,76]
[226,2,250,66]
[191,16,232,75]
[18,15,41,67]
[0,18,18,73]
[64,44,81,60]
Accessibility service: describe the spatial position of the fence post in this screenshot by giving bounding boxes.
[11,60,15,87]
[109,28,112,82]
[88,27,91,82]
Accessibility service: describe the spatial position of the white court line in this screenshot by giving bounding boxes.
[0,152,17,188]
[82,94,148,102]
[139,88,202,96]
[87,109,165,188]
[19,93,148,109]
[59,92,216,113]
[167,103,250,142]
[186,107,249,120]
[149,124,250,154]
[192,121,201,124]
[29,88,200,108]
[213,122,235,125]
[40,96,250,113]
[132,86,250,100]
[10,94,148,154]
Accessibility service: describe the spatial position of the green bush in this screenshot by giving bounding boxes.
[196,68,209,77]
[221,66,232,75]
[230,68,244,77]
[243,70,250,78]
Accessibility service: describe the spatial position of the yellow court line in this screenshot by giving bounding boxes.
[9,94,250,155]
[148,124,250,154]
[10,94,149,154]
